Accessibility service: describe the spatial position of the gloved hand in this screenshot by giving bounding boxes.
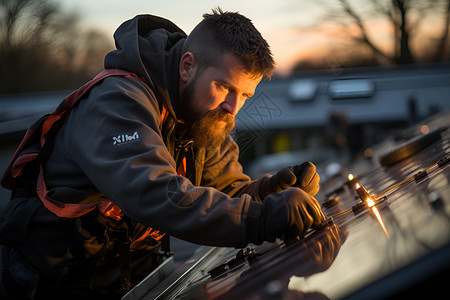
[245,187,326,244]
[240,161,320,202]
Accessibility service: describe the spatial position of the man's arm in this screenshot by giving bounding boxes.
[200,134,252,196]
[62,77,261,247]
[201,136,320,202]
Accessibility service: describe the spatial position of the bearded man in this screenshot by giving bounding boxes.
[0,8,324,299]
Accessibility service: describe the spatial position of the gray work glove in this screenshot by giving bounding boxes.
[241,162,320,202]
[245,187,326,244]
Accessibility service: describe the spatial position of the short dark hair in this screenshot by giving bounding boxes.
[182,7,275,79]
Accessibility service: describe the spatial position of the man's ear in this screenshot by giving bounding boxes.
[179,52,196,82]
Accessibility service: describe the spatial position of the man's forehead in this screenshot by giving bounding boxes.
[217,53,251,74]
[208,54,262,87]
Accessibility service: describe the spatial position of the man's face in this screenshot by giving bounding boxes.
[180,53,262,150]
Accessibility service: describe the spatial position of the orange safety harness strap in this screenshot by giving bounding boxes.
[8,69,145,220]
[1,69,181,225]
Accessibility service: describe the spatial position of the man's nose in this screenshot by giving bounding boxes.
[220,94,240,116]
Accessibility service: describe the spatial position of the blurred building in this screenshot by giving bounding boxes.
[233,63,450,177]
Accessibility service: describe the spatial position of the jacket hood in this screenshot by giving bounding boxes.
[104,14,187,118]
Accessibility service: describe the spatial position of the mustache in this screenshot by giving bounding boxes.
[201,110,235,126]
[189,110,235,151]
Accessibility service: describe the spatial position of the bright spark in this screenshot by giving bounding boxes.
[348,174,354,181]
[372,207,390,239]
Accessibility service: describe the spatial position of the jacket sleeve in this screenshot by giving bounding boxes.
[200,136,258,197]
[62,77,262,248]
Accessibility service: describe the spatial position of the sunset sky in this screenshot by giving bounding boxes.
[57,0,446,75]
[56,0,335,75]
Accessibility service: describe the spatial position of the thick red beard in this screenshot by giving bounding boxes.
[190,110,235,151]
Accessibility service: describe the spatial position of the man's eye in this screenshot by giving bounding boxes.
[216,83,230,91]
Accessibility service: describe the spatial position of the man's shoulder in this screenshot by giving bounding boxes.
[65,74,162,127]
[90,75,159,108]
[101,74,155,95]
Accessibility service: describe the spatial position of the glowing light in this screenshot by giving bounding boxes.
[354,184,389,239]
[364,148,373,158]
[365,196,390,238]
[372,207,390,238]
[348,174,354,181]
[420,125,430,134]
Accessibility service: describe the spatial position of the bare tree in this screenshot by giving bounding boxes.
[0,0,111,93]
[293,0,450,70]
[433,0,450,61]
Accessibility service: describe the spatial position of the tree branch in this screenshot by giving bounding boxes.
[434,0,450,60]
[338,0,391,61]
[393,0,414,63]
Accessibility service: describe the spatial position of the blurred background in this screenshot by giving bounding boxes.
[1,0,450,217]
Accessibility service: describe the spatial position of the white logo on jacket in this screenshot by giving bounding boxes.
[112,132,139,145]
